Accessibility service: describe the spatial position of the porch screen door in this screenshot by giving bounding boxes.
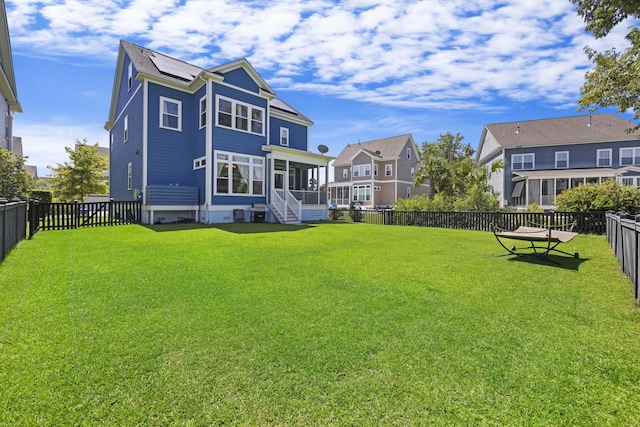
[275,171,285,199]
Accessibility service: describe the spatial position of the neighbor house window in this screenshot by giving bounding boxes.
[407,148,411,159]
[620,147,640,166]
[511,153,534,170]
[555,151,568,168]
[280,127,289,146]
[215,95,264,135]
[193,156,206,170]
[352,164,371,177]
[622,177,635,186]
[127,62,133,91]
[353,185,371,202]
[127,162,132,190]
[160,97,182,131]
[343,169,348,179]
[214,151,264,195]
[406,187,411,198]
[110,134,114,151]
[199,97,207,129]
[374,164,378,176]
[124,115,128,142]
[385,164,392,176]
[597,149,612,167]
[410,167,415,177]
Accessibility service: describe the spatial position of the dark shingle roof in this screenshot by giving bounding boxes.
[333,134,414,165]
[485,113,637,149]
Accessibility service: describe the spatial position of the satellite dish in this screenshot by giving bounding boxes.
[375,150,381,156]
[318,144,329,154]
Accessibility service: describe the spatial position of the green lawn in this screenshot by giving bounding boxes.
[1,223,640,426]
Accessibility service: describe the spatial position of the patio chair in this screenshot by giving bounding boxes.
[492,221,579,260]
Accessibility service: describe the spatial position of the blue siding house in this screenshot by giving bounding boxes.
[476,114,640,209]
[0,0,21,152]
[105,40,332,224]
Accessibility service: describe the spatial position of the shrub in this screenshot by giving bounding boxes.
[525,202,544,213]
[555,181,640,213]
[329,207,343,220]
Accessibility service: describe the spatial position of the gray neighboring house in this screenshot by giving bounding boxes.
[329,134,430,209]
[476,114,640,209]
[0,0,21,152]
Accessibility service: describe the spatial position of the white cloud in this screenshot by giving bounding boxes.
[5,0,637,113]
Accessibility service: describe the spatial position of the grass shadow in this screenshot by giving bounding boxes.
[501,253,590,271]
[143,222,313,234]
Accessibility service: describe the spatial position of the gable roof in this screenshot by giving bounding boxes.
[106,40,303,129]
[477,114,638,161]
[0,0,21,112]
[333,134,416,166]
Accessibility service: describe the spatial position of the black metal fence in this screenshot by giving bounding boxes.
[334,209,606,234]
[1,200,28,261]
[606,212,640,304]
[30,200,142,233]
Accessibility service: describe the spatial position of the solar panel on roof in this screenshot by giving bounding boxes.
[270,99,298,115]
[149,53,201,82]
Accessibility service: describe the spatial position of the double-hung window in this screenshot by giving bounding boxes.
[160,97,182,131]
[215,95,264,135]
[124,115,128,142]
[215,151,264,195]
[199,97,207,129]
[620,147,640,166]
[407,148,412,159]
[352,164,371,177]
[280,127,289,146]
[343,169,348,179]
[555,151,568,168]
[597,149,612,167]
[511,153,534,170]
[385,164,392,176]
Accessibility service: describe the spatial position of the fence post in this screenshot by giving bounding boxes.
[28,200,39,238]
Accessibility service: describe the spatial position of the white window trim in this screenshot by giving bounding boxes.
[280,127,289,146]
[511,153,535,171]
[159,96,182,131]
[214,150,265,196]
[353,184,371,202]
[343,169,348,179]
[407,147,411,159]
[127,62,133,91]
[374,164,378,176]
[385,164,392,176]
[124,115,128,143]
[619,147,640,166]
[199,96,207,129]
[555,151,569,169]
[215,95,265,136]
[597,148,612,167]
[353,164,371,177]
[406,187,411,198]
[127,162,132,190]
[193,156,206,170]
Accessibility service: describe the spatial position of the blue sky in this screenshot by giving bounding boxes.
[6,0,637,177]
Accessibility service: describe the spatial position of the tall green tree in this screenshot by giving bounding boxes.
[0,147,34,199]
[48,139,109,202]
[414,132,502,198]
[571,0,640,130]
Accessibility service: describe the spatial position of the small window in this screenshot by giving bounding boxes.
[127,62,133,91]
[127,162,132,190]
[374,164,378,176]
[555,151,568,168]
[160,97,182,131]
[110,134,114,151]
[199,97,207,129]
[406,187,411,198]
[407,147,411,159]
[343,169,348,179]
[385,164,392,176]
[410,167,415,177]
[124,115,128,142]
[280,128,289,146]
[193,156,206,170]
[597,149,612,167]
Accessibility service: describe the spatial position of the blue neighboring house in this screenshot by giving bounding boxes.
[105,40,333,224]
[0,0,21,153]
[476,113,640,209]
